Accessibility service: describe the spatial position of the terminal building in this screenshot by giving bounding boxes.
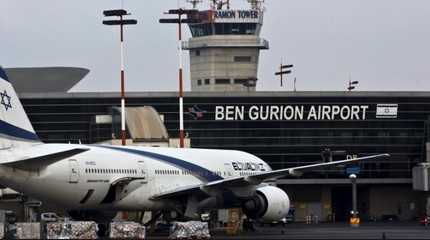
[4,0,430,223]
[11,85,430,222]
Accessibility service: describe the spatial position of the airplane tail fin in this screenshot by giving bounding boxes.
[0,67,40,148]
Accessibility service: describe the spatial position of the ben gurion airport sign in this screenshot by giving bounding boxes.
[214,104,399,121]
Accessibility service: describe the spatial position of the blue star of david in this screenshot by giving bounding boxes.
[0,90,12,111]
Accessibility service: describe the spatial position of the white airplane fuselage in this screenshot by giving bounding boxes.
[0,143,271,212]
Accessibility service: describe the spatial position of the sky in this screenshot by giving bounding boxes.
[2,0,430,92]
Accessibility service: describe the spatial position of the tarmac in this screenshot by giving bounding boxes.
[147,222,430,240]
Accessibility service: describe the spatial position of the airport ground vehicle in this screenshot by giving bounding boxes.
[420,214,430,226]
[40,212,59,222]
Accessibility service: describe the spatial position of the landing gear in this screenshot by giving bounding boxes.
[143,211,163,227]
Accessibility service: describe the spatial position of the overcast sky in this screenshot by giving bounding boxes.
[2,0,430,92]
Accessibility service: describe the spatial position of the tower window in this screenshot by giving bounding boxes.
[195,50,200,56]
[197,79,202,86]
[234,79,249,85]
[204,79,210,85]
[234,56,252,62]
[215,79,231,84]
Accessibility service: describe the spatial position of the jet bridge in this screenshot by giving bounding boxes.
[124,107,169,141]
[93,106,189,147]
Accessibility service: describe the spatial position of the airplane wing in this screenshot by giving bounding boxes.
[150,184,203,200]
[205,153,389,188]
[1,146,89,169]
[152,154,389,200]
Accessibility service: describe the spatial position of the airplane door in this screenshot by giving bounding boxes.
[224,162,235,177]
[137,160,147,183]
[68,159,80,183]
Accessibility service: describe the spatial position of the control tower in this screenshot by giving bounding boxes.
[184,0,269,92]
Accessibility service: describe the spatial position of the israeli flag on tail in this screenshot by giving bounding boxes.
[0,67,40,149]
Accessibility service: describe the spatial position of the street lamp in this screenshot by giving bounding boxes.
[349,173,360,227]
[348,80,359,91]
[275,63,293,87]
[159,8,199,148]
[103,9,137,146]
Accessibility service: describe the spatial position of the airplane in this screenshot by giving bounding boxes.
[0,66,389,224]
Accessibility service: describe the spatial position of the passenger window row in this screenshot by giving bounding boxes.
[155,169,180,175]
[155,169,224,177]
[85,168,141,175]
[239,171,257,176]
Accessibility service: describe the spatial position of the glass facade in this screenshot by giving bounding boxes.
[189,23,258,37]
[20,92,430,180]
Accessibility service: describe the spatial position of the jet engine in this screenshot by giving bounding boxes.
[242,186,290,221]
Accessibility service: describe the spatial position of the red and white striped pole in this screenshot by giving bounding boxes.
[120,15,126,146]
[160,9,199,148]
[178,14,185,148]
[103,9,136,146]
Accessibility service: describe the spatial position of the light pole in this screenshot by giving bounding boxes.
[159,9,199,148]
[275,63,293,87]
[349,173,360,227]
[348,80,359,91]
[103,9,137,146]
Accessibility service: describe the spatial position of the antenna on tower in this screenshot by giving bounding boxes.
[247,0,265,10]
[211,0,230,10]
[187,0,203,9]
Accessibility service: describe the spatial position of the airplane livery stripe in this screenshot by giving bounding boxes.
[97,145,224,182]
[0,68,9,82]
[0,119,40,141]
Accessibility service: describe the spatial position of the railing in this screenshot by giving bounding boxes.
[182,37,269,49]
